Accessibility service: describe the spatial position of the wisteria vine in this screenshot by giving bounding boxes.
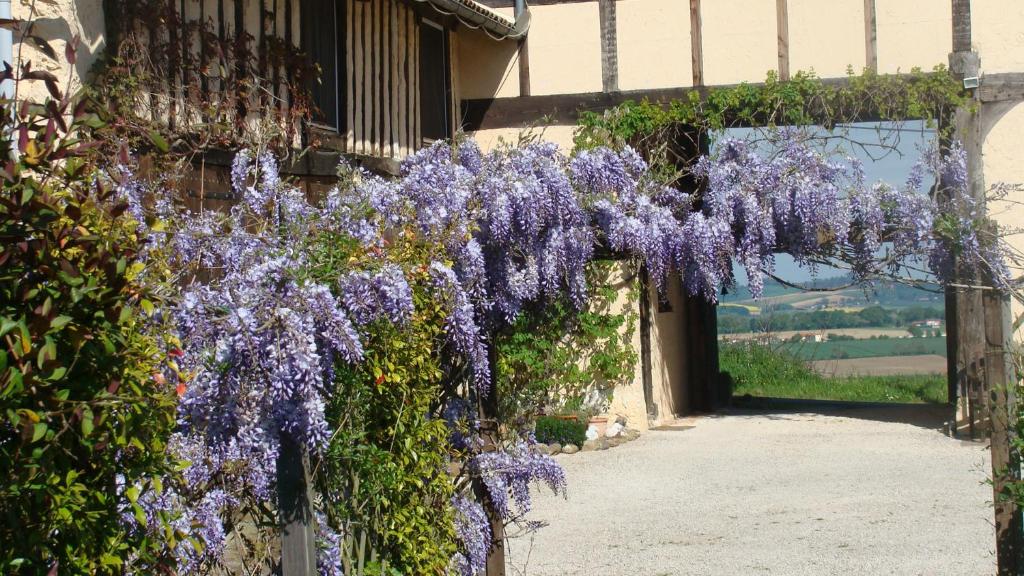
[120,129,1002,575]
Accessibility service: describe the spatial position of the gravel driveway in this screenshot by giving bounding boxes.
[506,404,995,576]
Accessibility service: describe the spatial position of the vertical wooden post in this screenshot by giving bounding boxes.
[638,266,656,419]
[688,0,703,87]
[598,0,618,93]
[775,0,789,81]
[278,436,317,576]
[480,342,506,576]
[983,278,1021,575]
[863,0,877,72]
[515,0,530,97]
[952,0,972,54]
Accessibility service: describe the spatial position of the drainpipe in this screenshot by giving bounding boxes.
[514,0,530,96]
[1,0,12,160]
[0,0,10,97]
[0,0,12,100]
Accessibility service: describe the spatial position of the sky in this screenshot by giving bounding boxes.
[714,120,937,286]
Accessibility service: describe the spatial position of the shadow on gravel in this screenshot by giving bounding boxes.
[727,396,955,433]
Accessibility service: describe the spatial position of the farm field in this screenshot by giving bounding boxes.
[720,343,948,404]
[723,327,912,341]
[780,336,947,360]
[811,354,948,377]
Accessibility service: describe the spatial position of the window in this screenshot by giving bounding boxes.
[419,19,451,143]
[303,0,346,130]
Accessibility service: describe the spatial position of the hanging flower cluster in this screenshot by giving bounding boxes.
[122,131,1001,575]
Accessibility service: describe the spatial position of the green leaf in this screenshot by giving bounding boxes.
[0,316,18,337]
[32,422,47,442]
[49,315,72,331]
[81,408,94,436]
[140,299,155,316]
[46,367,68,381]
[148,130,169,153]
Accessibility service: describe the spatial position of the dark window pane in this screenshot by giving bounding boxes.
[304,0,340,128]
[419,22,450,142]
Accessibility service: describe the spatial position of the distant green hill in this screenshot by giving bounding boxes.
[721,275,943,311]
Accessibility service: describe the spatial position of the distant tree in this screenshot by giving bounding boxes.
[858,305,893,326]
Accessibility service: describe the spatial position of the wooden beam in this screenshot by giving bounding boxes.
[952,0,971,53]
[978,73,1024,103]
[689,0,703,86]
[372,0,380,156]
[598,0,618,92]
[776,0,789,81]
[354,0,365,153]
[477,0,593,7]
[347,0,356,152]
[383,0,393,157]
[863,0,877,72]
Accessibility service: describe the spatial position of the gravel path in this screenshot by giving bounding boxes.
[506,405,995,576]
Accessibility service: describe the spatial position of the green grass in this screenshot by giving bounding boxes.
[721,342,947,404]
[779,336,947,361]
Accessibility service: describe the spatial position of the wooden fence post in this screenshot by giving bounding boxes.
[278,436,317,576]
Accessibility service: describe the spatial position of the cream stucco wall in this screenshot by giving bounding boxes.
[787,0,864,77]
[972,0,1024,74]
[981,103,1024,336]
[471,123,577,153]
[523,2,603,95]
[616,0,691,91]
[601,262,650,431]
[701,0,777,86]
[875,0,950,74]
[648,275,689,424]
[12,0,107,103]
[456,22,520,99]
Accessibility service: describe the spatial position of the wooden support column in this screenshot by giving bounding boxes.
[514,0,530,96]
[863,0,877,72]
[689,0,703,86]
[775,0,789,81]
[517,38,530,96]
[598,0,618,92]
[953,99,988,438]
[639,267,656,419]
[278,436,317,576]
[481,343,506,576]
[983,275,1021,575]
[952,0,971,53]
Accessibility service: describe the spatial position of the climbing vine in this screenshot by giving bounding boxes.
[496,260,639,425]
[575,67,970,184]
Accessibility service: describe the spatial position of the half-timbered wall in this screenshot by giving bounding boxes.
[460,0,957,150]
[11,0,464,160]
[345,0,435,158]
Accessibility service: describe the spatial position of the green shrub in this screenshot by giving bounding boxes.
[0,89,179,572]
[534,416,587,446]
[310,231,457,575]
